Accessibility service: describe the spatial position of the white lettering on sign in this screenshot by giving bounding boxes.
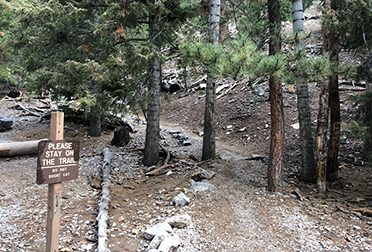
[59,157,75,164]
[41,141,77,170]
[48,142,73,150]
[45,150,62,158]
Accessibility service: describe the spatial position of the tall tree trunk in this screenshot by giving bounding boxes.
[267,0,283,192]
[292,0,317,182]
[202,0,220,160]
[326,0,340,182]
[317,0,330,193]
[143,15,161,166]
[89,105,101,137]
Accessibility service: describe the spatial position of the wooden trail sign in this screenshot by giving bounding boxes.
[37,140,79,185]
[38,112,80,252]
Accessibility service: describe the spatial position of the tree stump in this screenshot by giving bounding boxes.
[111,126,130,146]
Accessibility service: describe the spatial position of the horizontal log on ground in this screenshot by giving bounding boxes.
[0,139,47,157]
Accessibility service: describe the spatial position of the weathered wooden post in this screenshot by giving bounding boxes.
[46,112,63,252]
[37,112,80,251]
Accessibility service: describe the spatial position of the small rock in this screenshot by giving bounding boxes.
[158,235,181,252]
[182,141,192,146]
[148,233,171,250]
[187,181,215,194]
[191,168,215,181]
[0,116,13,131]
[171,193,190,206]
[238,127,246,132]
[165,214,192,228]
[291,123,300,130]
[143,223,173,240]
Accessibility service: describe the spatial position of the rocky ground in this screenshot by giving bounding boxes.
[1,4,372,252]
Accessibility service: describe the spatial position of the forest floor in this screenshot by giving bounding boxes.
[1,4,372,252]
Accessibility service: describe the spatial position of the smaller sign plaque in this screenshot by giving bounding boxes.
[37,140,80,185]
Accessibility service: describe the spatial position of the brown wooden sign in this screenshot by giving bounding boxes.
[37,140,80,185]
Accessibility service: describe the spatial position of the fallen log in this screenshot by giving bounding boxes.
[96,148,112,252]
[0,139,47,157]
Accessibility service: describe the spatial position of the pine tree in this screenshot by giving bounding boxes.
[2,0,190,147]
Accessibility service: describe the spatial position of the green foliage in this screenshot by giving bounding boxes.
[1,0,193,117]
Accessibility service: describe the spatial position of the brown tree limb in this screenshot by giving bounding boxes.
[145,144,176,176]
[349,207,372,217]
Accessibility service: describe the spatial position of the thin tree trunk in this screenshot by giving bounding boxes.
[292,0,316,182]
[143,15,161,166]
[89,105,101,137]
[202,0,220,160]
[326,0,340,182]
[267,0,283,192]
[317,0,330,193]
[316,84,329,194]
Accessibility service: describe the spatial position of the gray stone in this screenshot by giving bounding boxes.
[0,116,13,131]
[191,168,215,181]
[148,233,171,250]
[182,140,192,146]
[143,223,173,240]
[171,193,190,206]
[172,133,188,141]
[187,181,215,194]
[158,235,180,252]
[165,214,192,228]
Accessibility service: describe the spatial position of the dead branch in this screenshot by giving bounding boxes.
[96,148,112,252]
[339,86,366,92]
[216,81,239,100]
[349,207,372,217]
[189,75,207,89]
[15,103,42,117]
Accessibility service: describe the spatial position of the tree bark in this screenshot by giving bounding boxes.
[202,75,216,160]
[316,84,329,194]
[292,0,317,182]
[267,0,283,192]
[202,0,220,160]
[143,14,161,166]
[89,105,101,137]
[326,0,340,182]
[317,0,331,193]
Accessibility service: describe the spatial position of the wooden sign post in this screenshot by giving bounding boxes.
[46,112,63,252]
[36,112,80,252]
